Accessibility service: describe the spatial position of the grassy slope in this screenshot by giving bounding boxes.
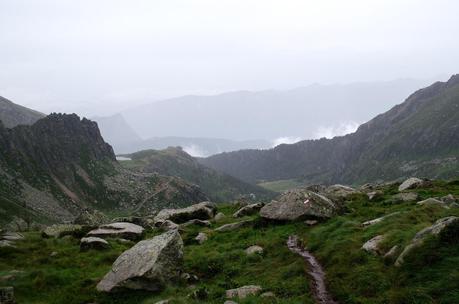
[257,179,305,193]
[1,181,459,303]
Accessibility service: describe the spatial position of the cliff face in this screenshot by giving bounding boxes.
[0,114,207,227]
[201,75,459,185]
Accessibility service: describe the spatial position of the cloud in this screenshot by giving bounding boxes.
[271,136,302,147]
[313,121,360,139]
[182,144,208,157]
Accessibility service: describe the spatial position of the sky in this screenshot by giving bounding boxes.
[1,0,459,116]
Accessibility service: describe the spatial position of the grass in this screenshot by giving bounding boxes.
[257,179,304,193]
[1,181,459,303]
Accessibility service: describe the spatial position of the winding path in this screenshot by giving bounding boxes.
[287,235,338,304]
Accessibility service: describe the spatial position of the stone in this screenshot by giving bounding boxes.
[305,220,318,226]
[362,235,385,255]
[0,286,15,304]
[245,245,263,255]
[195,232,208,244]
[367,191,383,201]
[233,203,264,218]
[441,194,456,204]
[97,230,184,292]
[112,216,152,228]
[324,184,359,202]
[50,251,58,257]
[181,272,198,283]
[416,198,448,208]
[158,220,180,231]
[87,222,144,240]
[398,177,425,192]
[214,212,225,221]
[226,285,262,299]
[362,212,400,227]
[260,291,275,298]
[260,189,338,221]
[215,220,253,232]
[383,245,400,260]
[154,300,170,304]
[1,232,24,241]
[180,219,211,228]
[154,202,217,224]
[42,224,84,238]
[395,216,459,266]
[73,209,108,227]
[393,192,419,202]
[80,237,110,251]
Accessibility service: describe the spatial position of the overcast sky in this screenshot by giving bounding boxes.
[1,0,458,116]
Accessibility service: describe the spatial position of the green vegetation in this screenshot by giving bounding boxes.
[1,181,459,303]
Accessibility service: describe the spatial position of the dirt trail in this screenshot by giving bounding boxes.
[287,235,338,304]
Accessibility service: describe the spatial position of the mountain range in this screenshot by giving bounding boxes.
[201,75,459,185]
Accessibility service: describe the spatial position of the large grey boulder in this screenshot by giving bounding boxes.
[395,216,459,266]
[226,285,262,299]
[97,230,184,292]
[87,222,144,240]
[324,184,359,201]
[233,203,264,218]
[154,202,217,224]
[260,189,338,221]
[42,224,84,238]
[398,177,426,192]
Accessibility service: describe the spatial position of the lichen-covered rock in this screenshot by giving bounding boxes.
[362,235,385,255]
[97,230,184,292]
[73,209,108,227]
[398,177,426,191]
[260,189,338,221]
[80,237,110,251]
[233,203,264,218]
[195,232,208,244]
[42,224,84,238]
[245,245,263,255]
[154,202,217,224]
[157,220,180,232]
[393,192,419,202]
[226,285,262,299]
[87,222,144,240]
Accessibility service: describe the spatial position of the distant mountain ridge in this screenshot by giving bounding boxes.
[201,75,459,185]
[0,96,45,128]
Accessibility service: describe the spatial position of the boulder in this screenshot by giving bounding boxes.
[260,189,338,221]
[215,220,253,232]
[180,219,211,228]
[226,285,262,299]
[367,191,383,201]
[111,216,152,228]
[195,232,208,244]
[245,245,263,255]
[80,237,110,251]
[158,220,180,232]
[1,232,24,241]
[305,220,318,226]
[398,177,426,192]
[87,222,144,240]
[416,198,448,208]
[324,184,359,201]
[224,301,239,304]
[97,230,184,292]
[362,212,400,227]
[233,203,264,218]
[395,216,459,266]
[441,194,456,204]
[393,192,419,202]
[362,235,385,255]
[154,202,217,224]
[214,212,225,222]
[73,209,108,227]
[383,245,400,260]
[42,224,84,238]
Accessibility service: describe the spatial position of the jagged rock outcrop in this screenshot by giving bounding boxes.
[97,230,184,292]
[0,96,45,128]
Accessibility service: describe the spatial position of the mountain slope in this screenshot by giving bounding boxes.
[201,75,459,185]
[121,147,275,202]
[0,113,207,227]
[0,96,45,128]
